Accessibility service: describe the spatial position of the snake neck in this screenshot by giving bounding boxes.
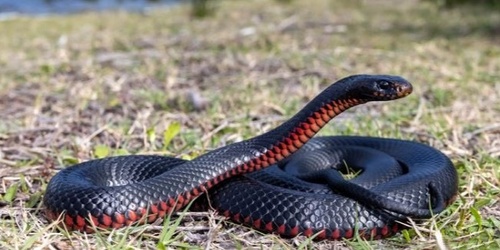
[165,80,368,197]
[174,75,405,194]
[242,79,367,172]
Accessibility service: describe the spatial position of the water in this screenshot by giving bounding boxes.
[0,0,181,16]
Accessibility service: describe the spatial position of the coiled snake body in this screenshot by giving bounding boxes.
[44,75,458,239]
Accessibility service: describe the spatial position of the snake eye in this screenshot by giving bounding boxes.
[377,81,391,90]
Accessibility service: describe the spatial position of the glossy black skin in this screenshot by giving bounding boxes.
[209,136,457,239]
[43,74,457,238]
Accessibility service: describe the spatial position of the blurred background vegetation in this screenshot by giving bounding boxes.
[431,0,500,8]
[197,0,500,18]
[0,0,498,19]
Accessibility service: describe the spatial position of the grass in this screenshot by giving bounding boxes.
[0,0,499,249]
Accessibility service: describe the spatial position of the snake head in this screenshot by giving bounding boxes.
[351,75,413,101]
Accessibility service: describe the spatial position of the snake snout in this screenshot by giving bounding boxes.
[395,80,413,98]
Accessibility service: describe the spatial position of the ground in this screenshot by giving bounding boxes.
[0,0,499,249]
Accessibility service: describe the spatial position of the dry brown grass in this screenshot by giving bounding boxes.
[0,0,499,249]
